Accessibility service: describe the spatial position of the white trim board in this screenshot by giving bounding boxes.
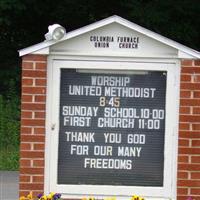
[19,15,200,59]
[45,58,180,200]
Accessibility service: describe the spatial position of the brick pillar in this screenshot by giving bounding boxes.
[19,54,47,197]
[177,60,200,200]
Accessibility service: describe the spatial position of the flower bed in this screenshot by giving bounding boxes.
[19,192,61,200]
[19,193,144,200]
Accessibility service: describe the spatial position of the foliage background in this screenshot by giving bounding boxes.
[0,0,199,170]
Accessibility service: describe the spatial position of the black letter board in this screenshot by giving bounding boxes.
[57,68,166,186]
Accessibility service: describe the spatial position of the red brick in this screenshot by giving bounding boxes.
[194,75,200,82]
[194,60,200,66]
[190,196,200,200]
[20,183,43,190]
[20,151,44,158]
[33,143,44,151]
[178,139,189,147]
[22,79,33,86]
[193,107,200,114]
[36,62,47,70]
[194,91,200,98]
[178,180,200,187]
[20,159,31,167]
[35,79,46,86]
[20,135,45,142]
[34,112,45,119]
[178,164,200,171]
[179,107,190,114]
[191,156,200,163]
[192,140,200,146]
[181,83,200,90]
[179,115,200,122]
[191,172,200,179]
[177,196,200,200]
[21,111,32,119]
[21,119,45,126]
[182,60,193,66]
[179,123,190,130]
[20,143,31,150]
[23,54,47,62]
[20,167,44,175]
[21,127,32,134]
[22,62,34,69]
[21,95,33,102]
[22,87,46,94]
[181,75,191,82]
[181,67,200,73]
[179,131,200,138]
[180,91,191,98]
[33,160,44,167]
[178,172,188,179]
[32,175,44,183]
[179,147,200,154]
[21,103,45,110]
[192,124,200,130]
[177,196,189,200]
[177,188,188,195]
[178,155,189,163]
[180,99,200,106]
[20,175,31,182]
[34,95,46,102]
[34,128,45,135]
[22,70,46,78]
[191,188,200,195]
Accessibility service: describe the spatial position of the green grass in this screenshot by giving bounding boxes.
[0,147,19,170]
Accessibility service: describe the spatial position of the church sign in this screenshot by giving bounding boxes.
[58,69,166,187]
[48,60,178,199]
[89,35,140,49]
[18,15,200,200]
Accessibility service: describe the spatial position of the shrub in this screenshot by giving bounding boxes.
[0,79,20,170]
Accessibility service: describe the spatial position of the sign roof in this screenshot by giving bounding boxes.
[19,15,200,59]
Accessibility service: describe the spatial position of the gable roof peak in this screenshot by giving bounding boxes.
[19,15,200,59]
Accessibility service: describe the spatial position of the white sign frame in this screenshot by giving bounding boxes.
[45,57,180,200]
